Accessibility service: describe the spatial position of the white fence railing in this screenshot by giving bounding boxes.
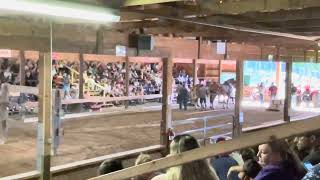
[172,113,234,141]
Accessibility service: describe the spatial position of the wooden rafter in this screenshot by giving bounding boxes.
[124,0,183,7]
[201,0,320,15]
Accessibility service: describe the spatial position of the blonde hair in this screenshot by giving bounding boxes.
[166,135,219,180]
[135,153,152,165]
[134,153,155,180]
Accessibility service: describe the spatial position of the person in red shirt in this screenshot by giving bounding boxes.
[269,83,278,101]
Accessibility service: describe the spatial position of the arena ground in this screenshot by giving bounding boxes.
[0,104,319,177]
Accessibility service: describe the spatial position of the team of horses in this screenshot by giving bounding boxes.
[193,78,236,110]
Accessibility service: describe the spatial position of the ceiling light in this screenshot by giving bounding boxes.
[0,0,120,23]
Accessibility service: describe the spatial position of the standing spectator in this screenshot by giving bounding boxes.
[258,82,265,105]
[291,83,297,107]
[63,73,71,99]
[269,83,278,101]
[191,86,199,110]
[296,85,303,107]
[198,84,208,110]
[178,84,189,111]
[209,81,219,109]
[230,84,236,105]
[303,85,312,106]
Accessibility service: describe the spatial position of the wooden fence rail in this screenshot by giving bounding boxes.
[0,145,163,180]
[7,84,162,105]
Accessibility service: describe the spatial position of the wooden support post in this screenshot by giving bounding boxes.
[276,46,280,61]
[197,37,203,78]
[275,62,281,93]
[197,37,202,59]
[260,46,263,60]
[19,50,26,86]
[192,59,197,86]
[37,53,52,180]
[79,53,84,99]
[125,56,130,109]
[52,90,62,155]
[161,57,173,149]
[218,60,222,83]
[233,60,243,138]
[96,27,104,54]
[0,83,9,144]
[284,60,292,122]
[304,50,307,62]
[224,41,228,60]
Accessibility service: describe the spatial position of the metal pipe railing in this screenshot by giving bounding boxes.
[172,113,234,142]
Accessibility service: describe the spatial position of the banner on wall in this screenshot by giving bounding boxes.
[217,41,226,55]
[116,45,126,57]
[0,49,12,58]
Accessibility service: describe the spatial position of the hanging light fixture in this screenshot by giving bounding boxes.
[0,0,120,23]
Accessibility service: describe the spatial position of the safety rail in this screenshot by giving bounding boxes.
[62,94,162,104]
[7,85,162,104]
[172,113,234,142]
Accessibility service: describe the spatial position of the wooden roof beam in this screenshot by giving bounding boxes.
[124,0,184,7]
[0,35,97,53]
[202,0,320,15]
[240,7,320,23]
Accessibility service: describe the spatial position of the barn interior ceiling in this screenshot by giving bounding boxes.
[0,0,320,51]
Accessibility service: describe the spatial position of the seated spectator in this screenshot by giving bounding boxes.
[228,159,262,180]
[295,133,320,165]
[255,137,302,180]
[152,134,219,180]
[133,153,158,180]
[240,148,257,162]
[211,137,239,180]
[98,159,123,175]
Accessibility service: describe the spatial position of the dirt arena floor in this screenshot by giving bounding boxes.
[0,105,319,177]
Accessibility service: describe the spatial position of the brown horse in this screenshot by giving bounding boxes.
[209,79,236,109]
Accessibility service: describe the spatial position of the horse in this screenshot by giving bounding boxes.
[209,78,236,109]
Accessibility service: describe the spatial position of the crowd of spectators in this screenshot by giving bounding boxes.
[97,131,320,180]
[52,60,163,101]
[0,58,184,100]
[0,58,20,85]
[44,59,164,101]
[128,63,162,97]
